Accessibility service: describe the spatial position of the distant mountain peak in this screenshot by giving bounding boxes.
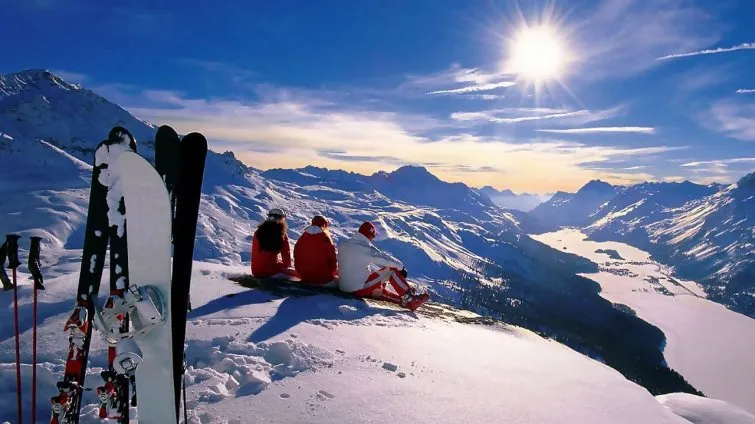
[578,179,615,193]
[737,171,755,190]
[0,69,81,96]
[386,165,438,180]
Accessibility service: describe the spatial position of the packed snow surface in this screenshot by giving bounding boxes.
[532,229,755,414]
[1,259,752,423]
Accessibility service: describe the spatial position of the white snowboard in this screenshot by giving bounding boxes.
[118,151,176,423]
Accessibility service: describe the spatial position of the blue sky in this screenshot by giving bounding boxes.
[3,0,755,193]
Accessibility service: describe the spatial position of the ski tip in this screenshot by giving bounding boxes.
[157,125,179,139]
[182,132,208,146]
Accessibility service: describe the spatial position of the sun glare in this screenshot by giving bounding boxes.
[507,25,568,83]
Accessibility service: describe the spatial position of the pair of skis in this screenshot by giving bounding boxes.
[154,125,208,422]
[4,232,46,424]
[49,126,207,424]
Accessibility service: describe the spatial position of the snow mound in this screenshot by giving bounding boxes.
[658,393,755,424]
[185,335,333,402]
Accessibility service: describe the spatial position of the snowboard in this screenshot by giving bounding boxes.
[117,151,175,423]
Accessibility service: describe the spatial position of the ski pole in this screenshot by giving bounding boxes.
[29,236,43,424]
[7,234,22,424]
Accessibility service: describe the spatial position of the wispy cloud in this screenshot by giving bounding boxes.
[404,63,517,97]
[451,110,587,123]
[736,89,755,94]
[672,64,733,95]
[536,127,655,134]
[575,0,720,79]
[705,100,755,141]
[449,105,625,126]
[427,81,516,95]
[657,42,755,61]
[681,158,755,167]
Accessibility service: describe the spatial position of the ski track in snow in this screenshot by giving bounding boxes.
[532,229,755,415]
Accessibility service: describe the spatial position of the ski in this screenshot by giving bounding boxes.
[117,150,175,423]
[155,125,181,222]
[171,132,207,419]
[50,127,135,424]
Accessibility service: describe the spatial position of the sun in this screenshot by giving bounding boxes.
[507,25,569,83]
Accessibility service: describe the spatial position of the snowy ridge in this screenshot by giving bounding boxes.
[532,177,754,317]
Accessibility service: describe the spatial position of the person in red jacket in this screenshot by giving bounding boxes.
[293,215,338,287]
[251,208,300,280]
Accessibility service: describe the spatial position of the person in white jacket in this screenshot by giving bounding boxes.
[337,221,429,311]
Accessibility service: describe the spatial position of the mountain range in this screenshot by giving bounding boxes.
[532,176,754,317]
[1,68,750,397]
[477,186,552,211]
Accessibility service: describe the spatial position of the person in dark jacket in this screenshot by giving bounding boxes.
[251,208,300,280]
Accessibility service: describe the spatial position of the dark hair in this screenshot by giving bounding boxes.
[256,220,287,251]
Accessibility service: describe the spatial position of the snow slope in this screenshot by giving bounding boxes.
[3,258,753,424]
[532,229,755,414]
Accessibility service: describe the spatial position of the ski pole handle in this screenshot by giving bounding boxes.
[29,236,44,289]
[0,241,11,290]
[5,234,21,270]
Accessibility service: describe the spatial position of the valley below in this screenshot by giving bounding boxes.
[532,229,755,414]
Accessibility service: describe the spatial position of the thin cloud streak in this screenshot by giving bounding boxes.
[536,127,656,134]
[657,42,755,60]
[681,158,755,167]
[736,89,755,94]
[428,81,516,95]
[451,110,587,123]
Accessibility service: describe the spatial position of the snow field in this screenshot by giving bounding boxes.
[532,229,755,415]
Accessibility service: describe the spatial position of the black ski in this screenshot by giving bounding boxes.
[155,125,181,220]
[171,131,207,419]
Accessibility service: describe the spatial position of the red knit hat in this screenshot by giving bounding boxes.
[358,221,376,240]
[311,215,328,228]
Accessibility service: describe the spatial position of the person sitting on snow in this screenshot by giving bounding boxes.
[293,215,338,287]
[251,208,300,280]
[337,221,429,311]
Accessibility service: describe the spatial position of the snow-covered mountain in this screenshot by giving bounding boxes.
[0,68,591,302]
[530,179,620,227]
[4,69,751,421]
[478,185,551,211]
[530,176,754,317]
[0,69,156,162]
